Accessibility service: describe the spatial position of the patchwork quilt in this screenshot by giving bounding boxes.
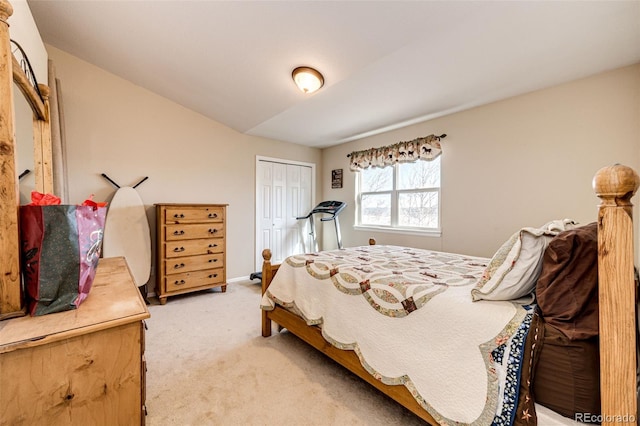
[261,245,533,425]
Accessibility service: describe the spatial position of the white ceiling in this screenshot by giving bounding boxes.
[27,1,640,148]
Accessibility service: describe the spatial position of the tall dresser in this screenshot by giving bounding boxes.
[155,203,228,304]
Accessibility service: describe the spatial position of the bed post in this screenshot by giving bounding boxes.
[261,249,273,337]
[593,164,639,425]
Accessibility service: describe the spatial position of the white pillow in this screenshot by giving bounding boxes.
[471,219,576,304]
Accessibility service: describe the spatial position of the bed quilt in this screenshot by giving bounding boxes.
[260,245,533,425]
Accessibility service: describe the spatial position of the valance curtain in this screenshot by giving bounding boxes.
[348,134,443,171]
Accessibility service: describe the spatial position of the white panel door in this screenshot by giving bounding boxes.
[298,165,313,253]
[286,164,314,257]
[256,159,314,271]
[257,160,273,267]
[271,162,287,264]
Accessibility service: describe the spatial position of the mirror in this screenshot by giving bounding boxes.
[14,81,35,204]
[12,52,52,197]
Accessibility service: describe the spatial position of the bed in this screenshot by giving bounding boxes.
[260,164,639,425]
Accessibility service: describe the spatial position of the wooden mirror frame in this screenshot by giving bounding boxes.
[0,0,52,319]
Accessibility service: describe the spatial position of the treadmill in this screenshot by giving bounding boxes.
[296,200,346,252]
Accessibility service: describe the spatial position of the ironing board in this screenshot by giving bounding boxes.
[102,186,152,287]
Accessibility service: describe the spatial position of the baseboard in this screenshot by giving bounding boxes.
[228,275,260,283]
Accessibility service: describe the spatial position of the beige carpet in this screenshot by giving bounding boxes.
[144,280,426,425]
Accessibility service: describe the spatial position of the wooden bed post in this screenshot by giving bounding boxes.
[261,249,274,337]
[0,0,23,319]
[593,164,639,425]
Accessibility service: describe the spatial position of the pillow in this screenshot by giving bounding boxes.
[471,219,576,304]
[535,222,598,340]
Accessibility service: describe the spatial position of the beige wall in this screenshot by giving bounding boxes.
[322,64,640,259]
[46,45,322,282]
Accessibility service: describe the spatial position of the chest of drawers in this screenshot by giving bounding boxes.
[155,203,228,304]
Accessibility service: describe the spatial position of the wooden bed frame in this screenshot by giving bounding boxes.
[261,164,639,425]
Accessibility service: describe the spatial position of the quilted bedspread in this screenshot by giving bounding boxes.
[260,245,533,425]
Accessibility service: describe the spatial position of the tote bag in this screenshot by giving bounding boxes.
[20,204,106,316]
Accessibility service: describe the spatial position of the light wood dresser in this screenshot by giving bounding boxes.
[155,203,228,304]
[0,257,150,425]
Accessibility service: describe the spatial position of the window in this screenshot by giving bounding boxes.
[356,157,440,231]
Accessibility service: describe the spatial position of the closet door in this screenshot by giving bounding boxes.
[285,164,313,256]
[256,160,314,270]
[257,161,286,266]
[298,165,313,253]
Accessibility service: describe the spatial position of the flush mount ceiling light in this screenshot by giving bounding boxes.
[292,66,324,94]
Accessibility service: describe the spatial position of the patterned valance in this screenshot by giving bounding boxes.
[348,134,444,171]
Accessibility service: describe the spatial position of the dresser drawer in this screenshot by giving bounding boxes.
[165,223,225,241]
[165,207,224,224]
[165,268,224,292]
[165,253,224,275]
[165,238,224,258]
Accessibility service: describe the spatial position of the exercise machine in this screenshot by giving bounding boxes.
[296,201,346,252]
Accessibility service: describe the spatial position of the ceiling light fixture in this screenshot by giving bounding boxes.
[292,66,324,94]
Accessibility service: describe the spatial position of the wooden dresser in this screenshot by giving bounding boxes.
[155,203,228,304]
[0,257,150,425]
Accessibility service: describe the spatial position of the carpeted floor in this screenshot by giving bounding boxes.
[144,280,425,425]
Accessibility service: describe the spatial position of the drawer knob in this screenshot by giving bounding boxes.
[173,247,185,252]
[174,280,186,285]
[208,228,218,234]
[173,230,185,236]
[208,244,218,248]
[208,213,218,218]
[209,274,218,279]
[208,259,218,263]
[174,263,185,269]
[173,213,185,218]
